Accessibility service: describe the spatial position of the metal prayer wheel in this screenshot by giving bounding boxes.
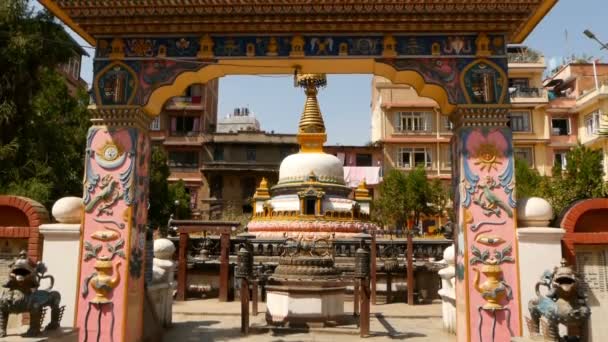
[236,246,253,279]
[354,247,370,279]
[384,258,399,273]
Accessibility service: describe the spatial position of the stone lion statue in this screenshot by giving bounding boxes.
[527,259,591,341]
[0,251,62,337]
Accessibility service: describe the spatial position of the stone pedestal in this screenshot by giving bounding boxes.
[148,238,176,327]
[266,285,345,325]
[437,245,456,334]
[516,196,563,338]
[38,197,83,328]
[265,257,346,326]
[517,227,565,337]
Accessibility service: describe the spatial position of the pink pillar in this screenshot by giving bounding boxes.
[452,106,522,342]
[75,108,151,342]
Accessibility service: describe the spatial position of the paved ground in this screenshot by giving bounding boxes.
[166,299,455,342]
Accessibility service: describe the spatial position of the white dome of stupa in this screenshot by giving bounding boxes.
[278,152,345,184]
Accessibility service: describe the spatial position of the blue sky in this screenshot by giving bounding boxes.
[37,0,608,145]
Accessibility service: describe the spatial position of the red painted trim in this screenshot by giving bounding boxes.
[0,196,50,262]
[560,198,608,265]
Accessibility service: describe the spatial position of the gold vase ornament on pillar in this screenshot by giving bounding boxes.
[473,263,512,310]
[88,258,122,304]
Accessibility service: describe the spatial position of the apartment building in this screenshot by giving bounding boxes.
[200,109,298,219]
[58,35,89,96]
[371,45,552,179]
[323,145,383,198]
[507,45,551,175]
[149,81,219,218]
[544,62,608,178]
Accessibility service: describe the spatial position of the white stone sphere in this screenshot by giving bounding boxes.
[278,152,345,184]
[154,238,176,260]
[52,197,84,223]
[517,197,554,227]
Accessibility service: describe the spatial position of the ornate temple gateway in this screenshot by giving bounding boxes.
[248,74,376,239]
[38,1,558,341]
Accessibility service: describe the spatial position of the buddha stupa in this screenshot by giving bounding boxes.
[247,73,377,239]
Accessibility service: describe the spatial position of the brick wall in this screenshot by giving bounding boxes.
[560,198,608,265]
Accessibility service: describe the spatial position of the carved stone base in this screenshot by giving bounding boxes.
[266,256,346,326]
[265,284,346,326]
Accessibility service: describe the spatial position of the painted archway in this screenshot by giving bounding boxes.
[0,195,50,262]
[560,198,608,264]
[142,59,457,116]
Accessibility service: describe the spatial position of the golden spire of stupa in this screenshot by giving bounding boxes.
[295,74,327,152]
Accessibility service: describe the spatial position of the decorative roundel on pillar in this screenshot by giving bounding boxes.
[460,59,508,105]
[94,62,139,106]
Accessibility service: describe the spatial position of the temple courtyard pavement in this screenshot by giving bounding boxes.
[166,299,452,342]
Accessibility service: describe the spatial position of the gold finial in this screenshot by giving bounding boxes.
[295,74,327,152]
[355,179,371,200]
[253,177,270,199]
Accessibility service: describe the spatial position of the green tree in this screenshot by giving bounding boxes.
[372,169,409,233]
[148,146,171,230]
[539,144,607,218]
[514,157,543,199]
[405,166,434,228]
[0,1,90,206]
[429,178,451,221]
[148,146,191,235]
[169,179,191,220]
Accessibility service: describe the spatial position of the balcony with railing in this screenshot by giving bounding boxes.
[164,96,204,110]
[507,48,545,67]
[509,87,548,103]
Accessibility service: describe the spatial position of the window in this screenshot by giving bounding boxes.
[443,117,454,131]
[355,153,372,166]
[246,146,256,161]
[71,58,80,79]
[551,118,570,136]
[241,177,256,200]
[445,146,453,168]
[189,188,198,209]
[213,146,224,161]
[168,151,198,168]
[210,175,223,199]
[509,78,530,90]
[514,147,534,167]
[585,111,601,136]
[396,111,432,132]
[170,116,199,136]
[509,111,531,132]
[336,152,346,166]
[554,151,568,170]
[150,117,160,131]
[398,147,432,169]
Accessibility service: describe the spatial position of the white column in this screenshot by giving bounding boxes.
[516,197,564,337]
[38,197,83,328]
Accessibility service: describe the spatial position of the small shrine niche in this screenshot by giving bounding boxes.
[382,35,397,58]
[290,36,305,57]
[197,35,214,59]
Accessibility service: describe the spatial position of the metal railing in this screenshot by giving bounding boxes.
[170,236,452,263]
[509,87,546,99]
[508,52,542,64]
